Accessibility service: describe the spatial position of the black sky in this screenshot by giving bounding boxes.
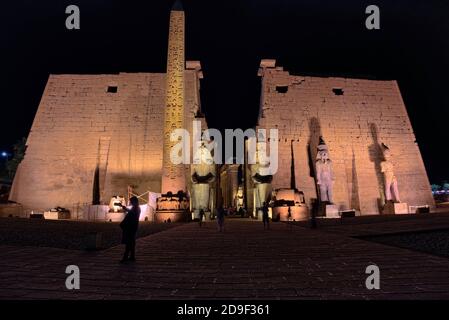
[1,0,448,183]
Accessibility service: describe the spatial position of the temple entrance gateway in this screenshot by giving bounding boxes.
[8,2,434,219]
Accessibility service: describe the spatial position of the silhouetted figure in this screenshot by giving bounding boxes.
[287,206,293,230]
[119,196,140,263]
[310,199,318,229]
[238,207,245,218]
[262,202,269,230]
[216,206,225,232]
[199,209,205,227]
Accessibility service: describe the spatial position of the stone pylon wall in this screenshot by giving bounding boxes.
[257,63,434,214]
[10,70,202,211]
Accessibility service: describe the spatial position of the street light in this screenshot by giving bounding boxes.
[1,152,11,168]
[1,152,10,160]
[1,152,12,180]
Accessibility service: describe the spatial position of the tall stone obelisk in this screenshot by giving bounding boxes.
[161,0,186,194]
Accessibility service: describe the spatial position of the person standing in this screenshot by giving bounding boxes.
[199,209,205,227]
[119,196,141,263]
[216,206,225,232]
[238,206,245,218]
[262,202,270,230]
[287,206,293,230]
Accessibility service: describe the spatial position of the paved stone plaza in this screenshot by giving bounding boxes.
[1,215,449,300]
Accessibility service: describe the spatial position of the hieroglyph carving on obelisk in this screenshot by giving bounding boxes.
[161,1,186,194]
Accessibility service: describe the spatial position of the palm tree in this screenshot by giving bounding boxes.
[5,137,27,181]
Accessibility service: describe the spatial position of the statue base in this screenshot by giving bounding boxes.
[382,202,409,215]
[318,202,339,218]
[272,206,309,221]
[154,210,190,223]
[155,191,190,223]
[43,210,71,220]
[105,211,125,222]
[324,204,339,218]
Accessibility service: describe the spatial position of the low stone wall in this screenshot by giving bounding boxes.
[155,210,190,223]
[0,204,25,218]
[82,204,155,222]
[272,206,309,221]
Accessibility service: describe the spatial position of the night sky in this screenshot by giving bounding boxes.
[1,0,448,183]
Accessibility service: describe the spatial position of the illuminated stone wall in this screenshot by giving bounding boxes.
[9,68,203,211]
[219,164,240,209]
[257,60,434,214]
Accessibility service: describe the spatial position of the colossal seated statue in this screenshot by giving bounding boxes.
[191,143,216,217]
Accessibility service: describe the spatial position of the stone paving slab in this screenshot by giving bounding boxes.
[317,212,449,237]
[1,219,449,300]
[0,218,182,250]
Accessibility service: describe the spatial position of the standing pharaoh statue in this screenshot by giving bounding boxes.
[381,144,401,203]
[191,142,216,219]
[315,137,334,203]
[251,142,273,216]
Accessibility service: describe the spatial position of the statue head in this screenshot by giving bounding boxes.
[320,150,330,161]
[194,142,214,165]
[316,136,330,162]
[382,143,392,160]
[256,142,270,167]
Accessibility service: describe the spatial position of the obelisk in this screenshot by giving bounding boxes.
[161,0,186,194]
